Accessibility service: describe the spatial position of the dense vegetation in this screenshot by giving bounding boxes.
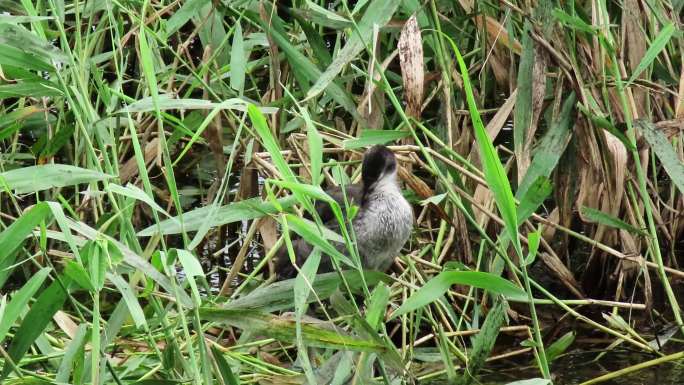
[0,0,683,384]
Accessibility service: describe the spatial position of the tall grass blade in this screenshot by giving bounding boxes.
[626,23,675,86]
[514,21,534,175]
[55,323,88,383]
[224,271,388,312]
[294,250,321,385]
[637,120,684,194]
[230,22,246,95]
[545,331,575,362]
[248,9,360,120]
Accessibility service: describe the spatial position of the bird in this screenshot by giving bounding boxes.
[274,145,414,280]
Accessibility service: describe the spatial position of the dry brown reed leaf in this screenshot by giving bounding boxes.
[455,0,474,13]
[618,230,642,277]
[604,132,628,220]
[488,53,509,86]
[488,90,517,138]
[259,216,279,255]
[677,63,684,118]
[288,135,311,181]
[454,208,473,264]
[201,46,227,179]
[537,251,584,298]
[541,208,559,243]
[239,142,262,202]
[468,90,517,168]
[53,310,78,339]
[622,0,647,117]
[398,14,424,119]
[259,2,282,125]
[576,163,603,217]
[120,137,160,183]
[475,15,522,55]
[553,160,575,256]
[220,219,260,296]
[473,183,495,228]
[357,49,398,132]
[398,166,432,199]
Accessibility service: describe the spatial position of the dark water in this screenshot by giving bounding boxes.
[479,349,684,385]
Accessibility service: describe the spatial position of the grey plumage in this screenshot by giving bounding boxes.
[274,145,413,279]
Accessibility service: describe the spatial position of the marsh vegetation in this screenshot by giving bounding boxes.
[0,1,683,384]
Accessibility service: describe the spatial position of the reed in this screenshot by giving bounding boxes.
[0,1,682,384]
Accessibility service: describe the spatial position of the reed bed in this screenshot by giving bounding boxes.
[0,1,683,384]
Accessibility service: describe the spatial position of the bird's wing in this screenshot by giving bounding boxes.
[273,237,336,280]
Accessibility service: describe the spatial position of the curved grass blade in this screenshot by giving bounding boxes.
[0,202,51,264]
[230,22,246,94]
[390,271,527,319]
[284,214,353,268]
[211,345,240,385]
[137,195,297,236]
[120,96,277,114]
[199,308,385,352]
[294,250,321,385]
[517,176,553,224]
[55,323,88,383]
[626,23,675,86]
[581,206,646,235]
[246,9,361,121]
[0,202,51,287]
[0,268,51,343]
[505,380,551,385]
[0,164,114,194]
[545,331,575,363]
[223,270,389,313]
[107,183,172,218]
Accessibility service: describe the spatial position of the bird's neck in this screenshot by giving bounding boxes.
[362,172,401,203]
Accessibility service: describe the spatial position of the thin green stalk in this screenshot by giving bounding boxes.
[602,23,684,334]
[579,350,684,385]
[91,290,100,385]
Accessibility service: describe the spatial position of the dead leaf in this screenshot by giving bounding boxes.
[53,310,78,339]
[119,137,160,183]
[475,15,522,55]
[398,165,432,199]
[623,0,647,117]
[398,15,424,118]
